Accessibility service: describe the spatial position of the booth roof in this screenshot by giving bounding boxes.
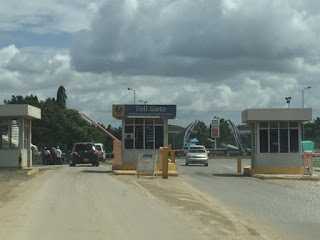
[242,108,312,123]
[0,104,41,119]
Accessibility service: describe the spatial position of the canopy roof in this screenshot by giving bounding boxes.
[0,104,41,119]
[242,108,312,122]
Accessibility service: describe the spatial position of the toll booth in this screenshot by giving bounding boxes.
[242,108,312,174]
[112,104,176,170]
[0,104,41,168]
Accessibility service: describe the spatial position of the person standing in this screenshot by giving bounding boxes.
[50,147,57,164]
[43,147,51,165]
[56,146,62,164]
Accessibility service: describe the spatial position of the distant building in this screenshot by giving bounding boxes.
[0,104,41,168]
[112,104,176,170]
[242,108,312,174]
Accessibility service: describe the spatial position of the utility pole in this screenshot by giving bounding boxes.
[211,116,220,151]
[302,86,311,108]
[285,96,292,108]
[127,88,136,104]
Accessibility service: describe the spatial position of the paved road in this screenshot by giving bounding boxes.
[0,166,201,240]
[178,157,320,240]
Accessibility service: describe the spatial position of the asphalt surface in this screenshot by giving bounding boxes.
[178,157,320,240]
[0,165,202,240]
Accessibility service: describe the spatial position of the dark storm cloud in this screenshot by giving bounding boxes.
[1,1,320,125]
[70,0,320,80]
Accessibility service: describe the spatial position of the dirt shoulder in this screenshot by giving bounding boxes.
[115,175,281,240]
[0,169,36,205]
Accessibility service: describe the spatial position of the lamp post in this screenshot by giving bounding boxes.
[127,88,136,104]
[138,100,148,105]
[302,86,311,108]
[285,96,292,108]
[301,86,311,142]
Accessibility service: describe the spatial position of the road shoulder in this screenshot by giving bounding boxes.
[115,175,281,240]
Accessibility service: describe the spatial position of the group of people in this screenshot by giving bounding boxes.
[42,146,63,165]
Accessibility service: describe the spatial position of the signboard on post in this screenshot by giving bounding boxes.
[112,105,176,119]
[137,153,156,177]
[211,118,220,138]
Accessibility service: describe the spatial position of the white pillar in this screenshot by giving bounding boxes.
[8,119,12,148]
[18,118,24,149]
[163,118,168,146]
[27,119,32,168]
[122,119,125,152]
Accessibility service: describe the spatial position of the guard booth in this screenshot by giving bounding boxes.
[0,104,41,168]
[112,104,176,170]
[242,108,312,174]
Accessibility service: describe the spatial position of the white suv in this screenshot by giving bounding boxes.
[185,145,208,166]
[94,143,106,161]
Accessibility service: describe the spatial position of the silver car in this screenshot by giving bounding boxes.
[185,145,208,166]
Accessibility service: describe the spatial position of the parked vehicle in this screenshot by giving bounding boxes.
[70,142,99,167]
[105,152,114,159]
[94,143,106,161]
[185,145,208,166]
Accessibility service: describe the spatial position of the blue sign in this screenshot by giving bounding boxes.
[113,104,176,119]
[126,105,176,119]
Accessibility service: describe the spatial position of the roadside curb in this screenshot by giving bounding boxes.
[25,168,40,176]
[253,174,320,181]
[37,165,65,171]
[24,165,65,176]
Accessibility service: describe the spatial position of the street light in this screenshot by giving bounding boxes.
[301,86,311,108]
[285,96,292,108]
[127,88,136,104]
[138,100,148,105]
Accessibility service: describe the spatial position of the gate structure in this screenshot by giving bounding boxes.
[0,104,41,168]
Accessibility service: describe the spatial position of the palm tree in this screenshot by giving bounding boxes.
[57,86,67,108]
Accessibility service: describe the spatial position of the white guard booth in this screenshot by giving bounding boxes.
[0,104,41,168]
[112,104,176,170]
[242,108,312,174]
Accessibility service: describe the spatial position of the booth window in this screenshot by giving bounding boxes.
[259,122,269,153]
[124,118,165,150]
[290,123,299,153]
[135,125,143,149]
[0,120,19,149]
[259,121,299,154]
[155,126,164,149]
[280,122,289,153]
[0,125,9,149]
[145,120,154,149]
[124,126,134,149]
[269,122,279,153]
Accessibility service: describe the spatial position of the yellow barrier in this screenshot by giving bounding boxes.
[157,146,178,177]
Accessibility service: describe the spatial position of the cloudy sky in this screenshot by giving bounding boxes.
[0,0,320,126]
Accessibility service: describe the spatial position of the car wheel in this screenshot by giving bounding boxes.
[185,162,189,166]
[92,162,99,167]
[69,163,75,167]
[204,163,208,167]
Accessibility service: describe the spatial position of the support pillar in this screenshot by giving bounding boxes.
[18,118,24,149]
[27,119,32,168]
[163,118,168,146]
[18,118,25,168]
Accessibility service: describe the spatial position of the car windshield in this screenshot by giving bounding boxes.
[95,145,102,151]
[75,144,93,151]
[189,148,206,153]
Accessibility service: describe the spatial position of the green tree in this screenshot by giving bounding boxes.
[190,121,210,147]
[57,86,67,108]
[4,93,113,152]
[304,118,320,148]
[217,119,234,147]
